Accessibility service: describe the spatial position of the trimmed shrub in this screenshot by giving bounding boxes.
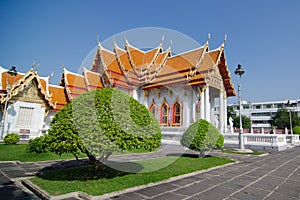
[4,133,20,145]
[180,119,221,157]
[27,135,48,153]
[293,126,300,134]
[215,134,224,149]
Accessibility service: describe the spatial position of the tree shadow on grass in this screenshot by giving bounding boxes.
[37,159,143,181]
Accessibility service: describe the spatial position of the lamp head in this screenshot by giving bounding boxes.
[8,66,17,76]
[234,64,245,77]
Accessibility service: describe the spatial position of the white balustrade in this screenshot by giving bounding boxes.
[222,133,289,151]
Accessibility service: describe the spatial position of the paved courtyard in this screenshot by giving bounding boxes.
[0,145,300,200]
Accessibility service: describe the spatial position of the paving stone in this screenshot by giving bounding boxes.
[135,182,175,197]
[245,169,269,178]
[219,181,246,190]
[275,182,300,198]
[149,192,186,200]
[174,182,214,196]
[201,176,229,185]
[170,176,203,186]
[270,169,295,178]
[251,181,276,192]
[110,192,146,200]
[231,175,257,186]
[191,186,235,200]
[258,176,285,187]
[265,191,299,200]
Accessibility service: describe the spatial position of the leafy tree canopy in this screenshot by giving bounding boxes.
[270,108,300,129]
[232,115,251,129]
[47,88,161,170]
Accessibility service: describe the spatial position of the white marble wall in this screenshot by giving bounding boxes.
[3,101,45,139]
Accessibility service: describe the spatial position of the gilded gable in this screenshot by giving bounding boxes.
[13,80,48,107]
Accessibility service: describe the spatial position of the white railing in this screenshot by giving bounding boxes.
[286,135,300,144]
[222,133,288,151]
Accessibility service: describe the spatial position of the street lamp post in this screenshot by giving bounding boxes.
[0,66,18,139]
[235,64,245,149]
[287,100,293,135]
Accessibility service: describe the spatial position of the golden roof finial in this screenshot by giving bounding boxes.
[124,33,128,43]
[35,62,40,73]
[97,35,103,50]
[113,36,117,48]
[222,34,227,47]
[31,59,35,70]
[97,35,100,45]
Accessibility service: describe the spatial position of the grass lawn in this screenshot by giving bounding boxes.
[0,143,149,162]
[0,143,87,162]
[31,156,233,196]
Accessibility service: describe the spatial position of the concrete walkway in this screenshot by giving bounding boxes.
[0,145,300,200]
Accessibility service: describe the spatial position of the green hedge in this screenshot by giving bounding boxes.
[4,133,20,145]
[180,119,223,156]
[27,135,48,153]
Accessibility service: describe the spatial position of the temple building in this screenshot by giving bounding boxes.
[0,37,235,143]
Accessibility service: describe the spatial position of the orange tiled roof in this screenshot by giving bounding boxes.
[49,85,68,110]
[1,72,23,90]
[83,68,103,90]
[89,38,235,96]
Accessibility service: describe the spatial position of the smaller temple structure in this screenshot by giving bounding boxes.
[0,36,235,143]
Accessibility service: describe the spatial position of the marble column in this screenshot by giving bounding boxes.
[224,95,228,133]
[210,96,215,124]
[219,90,224,133]
[200,89,205,119]
[205,87,210,122]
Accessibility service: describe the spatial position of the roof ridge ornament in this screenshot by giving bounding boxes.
[97,35,102,50]
[206,33,211,45]
[222,34,227,47]
[31,59,35,70]
[167,39,172,51]
[35,62,40,73]
[124,33,128,46]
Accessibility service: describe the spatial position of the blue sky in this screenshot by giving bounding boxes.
[0,0,299,103]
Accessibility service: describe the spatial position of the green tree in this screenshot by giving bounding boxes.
[271,108,300,129]
[47,88,161,171]
[227,106,236,125]
[233,115,251,129]
[180,119,222,157]
[293,126,300,134]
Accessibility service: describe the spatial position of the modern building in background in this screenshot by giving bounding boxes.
[229,99,300,133]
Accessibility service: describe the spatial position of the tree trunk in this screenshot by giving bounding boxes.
[198,149,206,158]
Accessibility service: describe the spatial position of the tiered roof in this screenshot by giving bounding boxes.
[0,36,236,112]
[91,37,235,96]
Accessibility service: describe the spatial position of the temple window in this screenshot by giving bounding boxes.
[172,100,182,126]
[160,102,169,126]
[149,103,157,118]
[17,107,34,126]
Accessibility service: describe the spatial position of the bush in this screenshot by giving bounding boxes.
[293,126,300,134]
[4,133,20,145]
[180,119,221,157]
[27,135,48,153]
[47,88,161,171]
[215,134,224,149]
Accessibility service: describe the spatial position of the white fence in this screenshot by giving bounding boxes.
[222,133,300,151]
